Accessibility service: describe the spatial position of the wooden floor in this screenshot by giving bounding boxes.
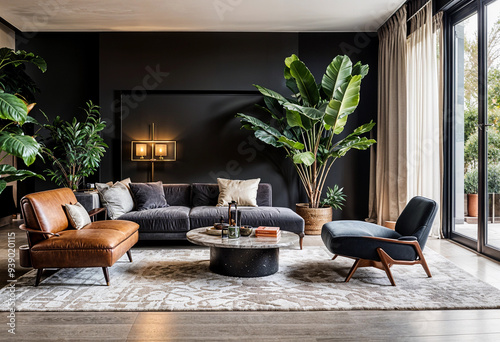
[1,219,500,341]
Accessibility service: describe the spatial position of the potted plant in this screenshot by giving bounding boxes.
[42,101,107,190]
[0,47,46,194]
[464,168,479,217]
[237,54,375,234]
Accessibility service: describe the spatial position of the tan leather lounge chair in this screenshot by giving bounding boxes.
[19,188,139,286]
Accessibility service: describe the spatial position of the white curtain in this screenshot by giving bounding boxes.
[406,1,443,237]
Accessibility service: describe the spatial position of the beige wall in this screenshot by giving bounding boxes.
[0,22,17,206]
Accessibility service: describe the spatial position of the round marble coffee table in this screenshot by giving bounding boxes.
[186,227,298,277]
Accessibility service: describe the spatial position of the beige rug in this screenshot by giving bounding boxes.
[1,246,500,311]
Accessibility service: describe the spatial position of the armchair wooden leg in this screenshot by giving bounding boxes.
[332,254,338,261]
[126,250,133,262]
[345,259,362,283]
[377,248,396,286]
[414,243,432,278]
[35,268,44,286]
[102,267,110,286]
[299,233,304,250]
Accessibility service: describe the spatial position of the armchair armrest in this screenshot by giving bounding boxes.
[19,224,60,237]
[398,236,418,241]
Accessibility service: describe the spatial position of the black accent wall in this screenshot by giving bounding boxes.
[16,31,378,219]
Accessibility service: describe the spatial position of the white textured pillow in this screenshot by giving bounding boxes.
[217,178,260,207]
[64,202,91,230]
[96,181,134,220]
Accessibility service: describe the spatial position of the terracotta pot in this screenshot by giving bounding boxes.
[295,203,332,235]
[467,194,478,217]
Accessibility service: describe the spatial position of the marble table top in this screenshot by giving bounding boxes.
[186,227,298,249]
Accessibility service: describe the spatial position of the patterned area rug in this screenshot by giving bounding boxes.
[1,246,500,311]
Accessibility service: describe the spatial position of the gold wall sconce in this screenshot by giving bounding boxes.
[131,123,176,181]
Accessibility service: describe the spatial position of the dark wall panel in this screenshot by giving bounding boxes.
[15,31,378,218]
[15,33,100,198]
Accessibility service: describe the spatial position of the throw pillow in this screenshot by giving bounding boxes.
[217,178,261,207]
[129,181,168,211]
[96,181,135,219]
[64,202,91,229]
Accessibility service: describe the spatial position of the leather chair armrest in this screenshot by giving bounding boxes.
[19,224,60,237]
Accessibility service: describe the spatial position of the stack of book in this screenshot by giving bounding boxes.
[255,226,281,238]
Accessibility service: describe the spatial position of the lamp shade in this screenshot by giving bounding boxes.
[155,144,167,158]
[136,143,147,157]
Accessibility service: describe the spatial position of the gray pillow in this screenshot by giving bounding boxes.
[129,181,168,211]
[96,181,135,219]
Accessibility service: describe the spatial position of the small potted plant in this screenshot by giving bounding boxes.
[464,168,478,217]
[320,185,347,211]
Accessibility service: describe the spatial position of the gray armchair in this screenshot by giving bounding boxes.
[321,196,438,286]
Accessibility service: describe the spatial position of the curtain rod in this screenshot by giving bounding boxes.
[407,0,430,22]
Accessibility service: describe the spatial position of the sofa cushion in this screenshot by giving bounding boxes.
[189,206,233,229]
[217,178,260,207]
[163,184,191,206]
[192,183,272,207]
[64,202,91,229]
[238,207,304,234]
[119,206,190,232]
[96,181,135,220]
[129,181,168,211]
[31,220,140,251]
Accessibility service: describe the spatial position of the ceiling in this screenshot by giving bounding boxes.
[0,0,405,32]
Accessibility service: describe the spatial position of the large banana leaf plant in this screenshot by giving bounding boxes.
[0,48,47,194]
[237,54,376,208]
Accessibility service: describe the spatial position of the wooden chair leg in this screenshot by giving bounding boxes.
[299,233,304,250]
[377,248,396,286]
[35,268,44,286]
[102,267,110,286]
[332,254,338,261]
[345,259,362,283]
[126,250,133,262]
[414,243,432,277]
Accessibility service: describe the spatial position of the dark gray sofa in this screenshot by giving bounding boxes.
[118,183,305,248]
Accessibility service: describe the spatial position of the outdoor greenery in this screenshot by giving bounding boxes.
[463,15,500,191]
[42,101,107,190]
[0,47,46,194]
[237,54,375,208]
[464,165,500,194]
[320,184,346,210]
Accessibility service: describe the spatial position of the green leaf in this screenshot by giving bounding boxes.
[255,130,282,147]
[352,61,369,79]
[286,109,303,128]
[253,85,289,103]
[321,55,352,100]
[0,180,6,194]
[283,103,324,121]
[331,137,376,158]
[277,136,304,150]
[236,113,282,137]
[289,60,320,107]
[0,164,44,184]
[263,97,284,119]
[0,131,41,166]
[345,121,376,139]
[324,75,362,134]
[0,92,28,124]
[293,151,315,166]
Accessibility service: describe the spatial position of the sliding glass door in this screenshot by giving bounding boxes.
[449,0,500,259]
